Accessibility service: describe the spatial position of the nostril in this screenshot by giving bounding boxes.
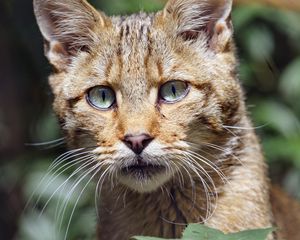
[142,137,152,147]
[123,133,154,154]
[123,140,133,149]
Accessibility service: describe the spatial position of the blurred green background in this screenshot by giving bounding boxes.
[0,0,299,239]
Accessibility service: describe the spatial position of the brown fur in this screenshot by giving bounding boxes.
[33,0,300,239]
[271,186,300,240]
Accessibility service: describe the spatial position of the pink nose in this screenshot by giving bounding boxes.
[123,134,154,154]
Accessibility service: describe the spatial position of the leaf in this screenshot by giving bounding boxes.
[18,210,63,240]
[132,237,177,240]
[96,0,163,15]
[280,58,300,106]
[182,224,225,239]
[252,100,300,138]
[244,26,274,62]
[225,228,274,240]
[232,5,266,31]
[182,224,273,240]
[132,224,274,240]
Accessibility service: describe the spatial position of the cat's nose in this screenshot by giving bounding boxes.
[123,134,154,154]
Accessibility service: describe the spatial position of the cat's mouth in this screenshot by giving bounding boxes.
[118,157,173,192]
[120,162,165,179]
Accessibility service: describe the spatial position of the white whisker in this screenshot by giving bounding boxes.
[187,164,215,221]
[34,154,95,211]
[186,150,228,184]
[222,124,268,130]
[40,157,96,217]
[63,162,104,240]
[57,159,103,235]
[95,164,112,220]
[25,137,65,147]
[24,148,89,211]
[49,148,90,169]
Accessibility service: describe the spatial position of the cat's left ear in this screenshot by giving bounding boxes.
[162,0,233,52]
[33,0,108,72]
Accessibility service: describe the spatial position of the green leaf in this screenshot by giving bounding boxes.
[225,228,274,240]
[182,224,225,239]
[252,100,300,138]
[18,210,63,240]
[95,0,163,15]
[182,224,273,240]
[244,26,274,62]
[132,237,176,240]
[132,224,273,240]
[233,5,266,31]
[280,58,300,106]
[263,137,300,168]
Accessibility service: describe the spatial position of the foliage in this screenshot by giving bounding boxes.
[91,0,163,14]
[232,4,300,196]
[132,224,273,240]
[18,160,97,240]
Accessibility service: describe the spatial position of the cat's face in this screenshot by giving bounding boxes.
[34,0,243,192]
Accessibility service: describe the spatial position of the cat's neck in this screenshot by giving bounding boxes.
[98,178,208,239]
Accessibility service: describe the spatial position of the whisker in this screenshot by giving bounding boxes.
[57,159,103,235]
[192,174,215,221]
[204,142,244,166]
[159,216,188,226]
[50,161,97,238]
[182,153,217,192]
[187,140,244,166]
[25,137,65,147]
[222,123,269,130]
[95,164,112,220]
[53,158,99,220]
[39,157,96,217]
[49,148,89,169]
[185,150,228,184]
[174,159,196,212]
[221,125,241,139]
[170,161,185,189]
[47,151,95,182]
[63,162,105,240]
[122,187,128,208]
[33,154,95,211]
[179,154,218,222]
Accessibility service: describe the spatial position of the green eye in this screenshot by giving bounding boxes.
[87,86,116,110]
[159,80,189,103]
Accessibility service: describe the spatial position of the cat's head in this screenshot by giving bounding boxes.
[34,0,244,193]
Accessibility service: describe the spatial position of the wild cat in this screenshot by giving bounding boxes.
[33,0,300,239]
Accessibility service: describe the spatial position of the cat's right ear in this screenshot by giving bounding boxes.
[162,0,233,53]
[33,0,108,72]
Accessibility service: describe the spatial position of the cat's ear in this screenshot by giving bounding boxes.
[162,0,233,52]
[33,0,107,71]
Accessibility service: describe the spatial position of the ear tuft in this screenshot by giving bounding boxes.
[163,0,233,52]
[33,0,107,71]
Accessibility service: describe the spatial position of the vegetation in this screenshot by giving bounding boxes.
[133,224,273,240]
[0,0,299,239]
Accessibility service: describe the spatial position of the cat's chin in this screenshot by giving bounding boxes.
[118,166,173,193]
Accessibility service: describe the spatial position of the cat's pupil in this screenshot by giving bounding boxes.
[101,91,106,102]
[171,85,176,97]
